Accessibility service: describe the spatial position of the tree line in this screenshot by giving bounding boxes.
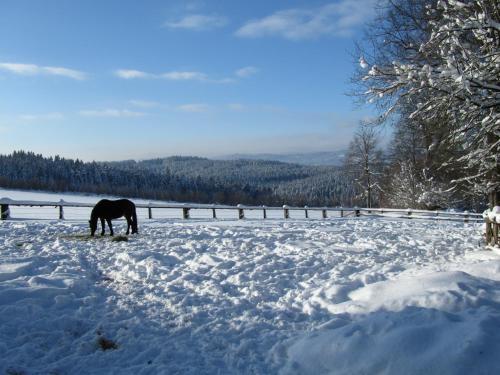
[0,151,354,207]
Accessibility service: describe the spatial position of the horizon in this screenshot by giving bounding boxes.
[0,0,377,161]
[2,148,347,164]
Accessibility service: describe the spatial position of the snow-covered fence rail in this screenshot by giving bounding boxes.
[0,197,483,223]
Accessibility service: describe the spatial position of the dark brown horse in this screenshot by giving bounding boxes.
[89,199,138,236]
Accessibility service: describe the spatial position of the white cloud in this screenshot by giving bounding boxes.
[0,62,86,80]
[161,71,207,81]
[227,103,246,111]
[129,99,160,108]
[163,14,228,30]
[114,69,150,79]
[236,0,377,40]
[19,112,64,121]
[115,69,208,81]
[79,109,146,117]
[235,66,259,78]
[177,103,211,113]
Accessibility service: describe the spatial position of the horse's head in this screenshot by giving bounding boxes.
[89,218,97,236]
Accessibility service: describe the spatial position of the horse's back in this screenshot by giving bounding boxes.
[92,199,135,219]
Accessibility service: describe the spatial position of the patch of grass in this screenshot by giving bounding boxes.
[59,234,95,241]
[97,336,118,351]
[111,235,128,242]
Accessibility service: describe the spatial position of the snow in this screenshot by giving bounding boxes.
[1,207,499,374]
[483,206,500,223]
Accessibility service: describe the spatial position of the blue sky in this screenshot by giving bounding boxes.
[0,0,377,161]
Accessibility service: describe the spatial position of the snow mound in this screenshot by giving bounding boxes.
[280,304,500,375]
[279,266,500,375]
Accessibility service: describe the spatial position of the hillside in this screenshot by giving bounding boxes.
[0,151,354,206]
[216,151,346,166]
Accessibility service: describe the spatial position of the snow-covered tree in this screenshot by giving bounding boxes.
[344,125,385,208]
[360,0,500,207]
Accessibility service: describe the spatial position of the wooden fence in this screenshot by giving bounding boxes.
[0,197,483,223]
[485,217,500,246]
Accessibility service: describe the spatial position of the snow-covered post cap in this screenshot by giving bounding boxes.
[282,205,289,209]
[237,204,243,208]
[487,206,500,221]
[492,206,500,223]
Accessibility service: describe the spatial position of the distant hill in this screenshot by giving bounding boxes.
[0,151,356,206]
[107,156,355,205]
[216,151,346,166]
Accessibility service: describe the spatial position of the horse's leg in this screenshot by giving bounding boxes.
[106,219,114,236]
[100,218,105,236]
[125,215,131,235]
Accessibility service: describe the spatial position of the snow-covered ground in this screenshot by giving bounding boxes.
[1,206,499,374]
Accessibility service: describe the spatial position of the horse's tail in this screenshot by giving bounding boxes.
[132,206,138,234]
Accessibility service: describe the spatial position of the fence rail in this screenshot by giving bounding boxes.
[0,197,483,223]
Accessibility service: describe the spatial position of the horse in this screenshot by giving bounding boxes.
[89,199,138,236]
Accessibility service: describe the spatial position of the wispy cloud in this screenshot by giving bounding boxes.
[161,71,208,81]
[114,69,208,82]
[227,103,246,111]
[163,14,228,30]
[115,69,150,79]
[19,112,65,121]
[129,99,161,108]
[235,66,259,78]
[176,103,211,113]
[236,0,377,40]
[79,109,146,117]
[0,62,86,80]
[115,66,257,83]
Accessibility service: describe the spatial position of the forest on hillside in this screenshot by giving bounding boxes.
[0,151,355,206]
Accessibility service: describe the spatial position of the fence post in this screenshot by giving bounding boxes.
[486,218,492,244]
[494,217,499,246]
[304,205,309,219]
[237,204,245,220]
[355,207,360,217]
[1,204,10,220]
[262,205,267,219]
[283,205,289,219]
[463,211,469,223]
[182,207,190,220]
[340,208,344,218]
[212,208,217,219]
[407,209,412,219]
[322,208,327,219]
[148,206,153,219]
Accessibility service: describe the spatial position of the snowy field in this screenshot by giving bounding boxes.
[1,189,500,374]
